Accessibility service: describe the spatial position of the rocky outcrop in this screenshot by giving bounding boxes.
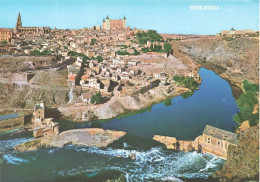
[0,83,69,109]
[0,69,69,110]
[214,126,259,181]
[59,85,190,121]
[176,37,259,87]
[14,128,126,152]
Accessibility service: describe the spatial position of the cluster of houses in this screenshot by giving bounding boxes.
[67,53,169,104]
[1,13,200,107]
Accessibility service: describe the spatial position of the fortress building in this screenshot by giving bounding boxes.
[14,12,50,34]
[103,15,127,30]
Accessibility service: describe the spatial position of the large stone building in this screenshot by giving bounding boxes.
[219,27,258,37]
[14,12,50,34]
[32,103,59,138]
[199,125,238,159]
[0,28,13,43]
[153,125,238,159]
[103,15,127,30]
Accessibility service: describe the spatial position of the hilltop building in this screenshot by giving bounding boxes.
[0,28,13,43]
[14,12,50,34]
[219,27,258,37]
[103,15,127,30]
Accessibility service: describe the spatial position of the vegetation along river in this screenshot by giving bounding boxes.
[0,68,239,181]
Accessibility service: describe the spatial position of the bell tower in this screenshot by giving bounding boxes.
[15,12,22,33]
[123,15,127,29]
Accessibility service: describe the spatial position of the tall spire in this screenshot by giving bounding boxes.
[15,12,22,33]
[16,12,22,28]
[123,15,126,20]
[106,15,109,19]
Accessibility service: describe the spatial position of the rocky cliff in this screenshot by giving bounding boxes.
[214,125,259,181]
[175,37,259,88]
[0,69,69,112]
[59,84,190,121]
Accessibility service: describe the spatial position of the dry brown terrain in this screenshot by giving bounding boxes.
[173,37,259,86]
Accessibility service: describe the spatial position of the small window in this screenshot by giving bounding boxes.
[217,140,221,146]
[207,137,211,144]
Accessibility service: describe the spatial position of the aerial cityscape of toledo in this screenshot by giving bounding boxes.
[0,0,259,181]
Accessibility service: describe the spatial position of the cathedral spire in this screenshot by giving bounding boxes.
[15,12,22,33]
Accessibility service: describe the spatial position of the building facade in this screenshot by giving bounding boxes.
[14,12,50,34]
[0,28,13,43]
[219,27,259,37]
[153,125,238,159]
[199,125,238,159]
[103,15,127,30]
[32,103,59,138]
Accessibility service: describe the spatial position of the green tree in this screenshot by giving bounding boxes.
[164,42,172,53]
[116,51,130,55]
[136,30,163,45]
[164,99,172,106]
[132,49,140,55]
[243,80,259,92]
[141,47,149,53]
[181,91,195,99]
[90,92,102,104]
[233,80,259,127]
[0,41,8,45]
[173,76,199,90]
[68,51,90,63]
[91,39,97,45]
[96,56,103,63]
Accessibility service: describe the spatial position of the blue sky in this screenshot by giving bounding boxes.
[0,0,259,34]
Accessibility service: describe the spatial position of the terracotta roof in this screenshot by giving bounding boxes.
[203,125,238,145]
[68,74,76,81]
[0,28,11,32]
[81,75,88,80]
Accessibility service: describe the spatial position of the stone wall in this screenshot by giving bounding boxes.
[153,134,233,159]
[0,73,35,84]
[0,116,24,132]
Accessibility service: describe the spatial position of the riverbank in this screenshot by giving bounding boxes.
[58,82,192,122]
[0,68,237,181]
[14,128,126,152]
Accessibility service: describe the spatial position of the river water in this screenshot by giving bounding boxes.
[0,68,239,182]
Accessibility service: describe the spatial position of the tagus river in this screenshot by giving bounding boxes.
[0,68,239,182]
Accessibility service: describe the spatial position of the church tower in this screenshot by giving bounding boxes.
[103,15,110,30]
[123,15,127,29]
[15,12,22,33]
